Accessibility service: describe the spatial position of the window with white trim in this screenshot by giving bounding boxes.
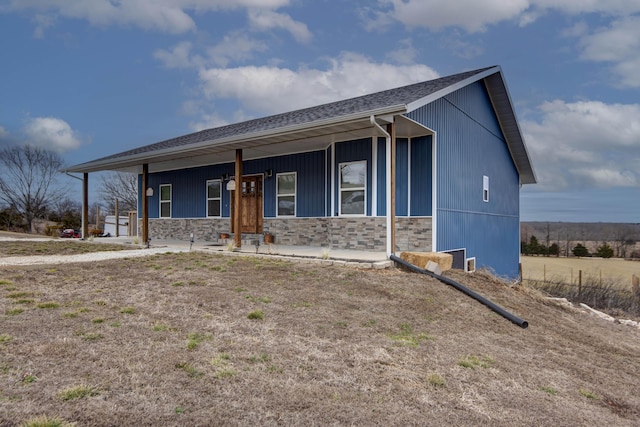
[206,180,222,217]
[160,184,172,218]
[276,172,296,217]
[339,161,366,215]
[483,175,489,203]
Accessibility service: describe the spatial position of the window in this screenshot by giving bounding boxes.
[339,161,366,215]
[483,175,489,202]
[276,172,296,216]
[206,180,222,217]
[159,184,171,218]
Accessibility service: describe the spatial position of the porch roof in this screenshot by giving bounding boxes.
[65,66,535,184]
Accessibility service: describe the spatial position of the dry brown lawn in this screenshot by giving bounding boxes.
[1,244,639,426]
[0,240,135,257]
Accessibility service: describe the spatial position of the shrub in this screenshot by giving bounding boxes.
[572,244,589,257]
[247,310,264,320]
[595,244,614,258]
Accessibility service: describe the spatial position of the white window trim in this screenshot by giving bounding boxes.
[206,179,222,218]
[466,257,476,273]
[483,175,489,203]
[338,160,367,216]
[159,184,172,218]
[276,172,296,217]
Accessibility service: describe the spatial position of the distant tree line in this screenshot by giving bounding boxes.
[522,222,638,259]
[522,235,615,258]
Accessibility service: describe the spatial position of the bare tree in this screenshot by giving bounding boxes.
[99,172,138,213]
[0,145,65,233]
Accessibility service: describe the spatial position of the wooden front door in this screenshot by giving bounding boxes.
[231,175,263,234]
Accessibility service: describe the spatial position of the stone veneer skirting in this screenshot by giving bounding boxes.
[146,217,432,252]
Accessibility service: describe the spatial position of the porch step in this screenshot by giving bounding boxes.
[218,233,266,247]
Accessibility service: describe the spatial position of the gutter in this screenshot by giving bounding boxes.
[66,105,408,173]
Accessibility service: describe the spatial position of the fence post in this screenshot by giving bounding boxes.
[578,270,582,297]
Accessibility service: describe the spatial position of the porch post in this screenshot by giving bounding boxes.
[142,163,149,244]
[388,122,396,254]
[82,173,89,240]
[115,198,119,238]
[234,149,242,249]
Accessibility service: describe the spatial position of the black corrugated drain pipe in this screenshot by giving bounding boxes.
[390,254,528,329]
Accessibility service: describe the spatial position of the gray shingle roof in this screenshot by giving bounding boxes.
[86,67,494,163]
[65,65,535,184]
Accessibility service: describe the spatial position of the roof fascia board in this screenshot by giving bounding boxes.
[483,72,537,184]
[66,104,407,173]
[405,66,501,113]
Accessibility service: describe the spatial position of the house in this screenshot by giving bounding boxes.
[65,66,536,278]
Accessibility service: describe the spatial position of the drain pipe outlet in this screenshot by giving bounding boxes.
[390,254,528,329]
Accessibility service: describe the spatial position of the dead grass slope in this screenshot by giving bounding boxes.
[0,252,639,426]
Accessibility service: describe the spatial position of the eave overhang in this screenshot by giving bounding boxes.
[64,105,408,175]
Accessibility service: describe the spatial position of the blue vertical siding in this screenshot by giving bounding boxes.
[243,151,325,217]
[407,80,521,278]
[141,150,325,220]
[395,139,408,216]
[334,138,373,216]
[410,135,432,216]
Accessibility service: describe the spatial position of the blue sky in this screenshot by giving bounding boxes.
[0,0,639,222]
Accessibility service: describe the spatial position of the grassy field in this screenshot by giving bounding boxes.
[521,256,640,287]
[1,243,640,425]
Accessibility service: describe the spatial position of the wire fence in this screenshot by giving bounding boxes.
[525,272,640,317]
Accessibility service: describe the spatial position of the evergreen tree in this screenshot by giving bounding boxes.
[595,243,614,258]
[572,243,589,257]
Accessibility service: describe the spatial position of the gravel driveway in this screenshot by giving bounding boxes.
[0,237,189,266]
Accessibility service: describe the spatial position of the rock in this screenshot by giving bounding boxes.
[400,252,453,272]
[548,297,573,308]
[425,260,442,275]
[579,303,615,322]
[617,319,639,328]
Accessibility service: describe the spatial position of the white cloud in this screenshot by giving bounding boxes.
[197,52,439,117]
[522,100,640,191]
[576,16,640,87]
[370,0,530,33]
[0,125,8,139]
[154,41,201,69]
[368,0,640,32]
[155,33,269,69]
[530,0,640,15]
[206,32,268,67]
[23,117,83,153]
[247,9,311,43]
[3,0,293,35]
[385,39,417,64]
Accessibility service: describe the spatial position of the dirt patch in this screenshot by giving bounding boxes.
[1,251,639,426]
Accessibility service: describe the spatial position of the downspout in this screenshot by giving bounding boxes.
[390,254,528,328]
[370,115,392,257]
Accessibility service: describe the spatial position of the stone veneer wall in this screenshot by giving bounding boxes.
[145,216,432,252]
[395,217,433,252]
[148,218,230,241]
[264,217,387,251]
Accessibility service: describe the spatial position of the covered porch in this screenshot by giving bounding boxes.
[66,112,434,258]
